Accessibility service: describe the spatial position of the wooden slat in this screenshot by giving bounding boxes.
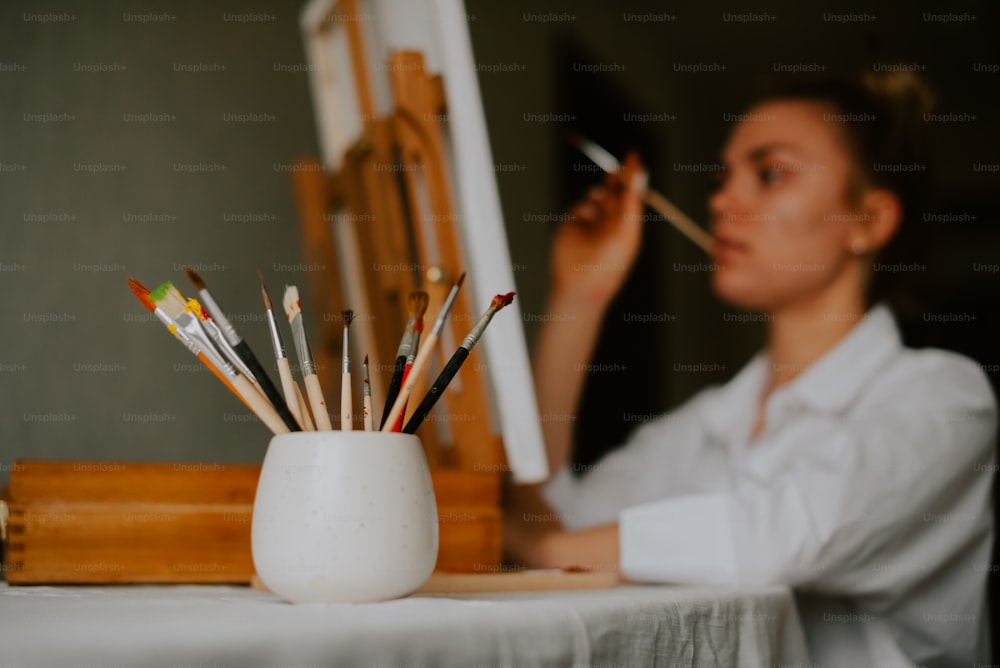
[9,461,260,504]
[8,461,498,507]
[387,51,503,471]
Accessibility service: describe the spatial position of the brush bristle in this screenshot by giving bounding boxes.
[258,270,272,310]
[184,267,207,291]
[363,354,369,365]
[152,283,188,320]
[342,309,354,327]
[149,281,172,304]
[283,285,301,321]
[491,292,516,310]
[411,291,430,318]
[128,278,156,312]
[456,272,466,288]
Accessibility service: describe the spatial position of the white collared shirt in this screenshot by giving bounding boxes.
[544,304,997,667]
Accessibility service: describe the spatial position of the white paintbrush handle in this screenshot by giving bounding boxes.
[304,373,332,430]
[341,372,353,431]
[232,375,290,435]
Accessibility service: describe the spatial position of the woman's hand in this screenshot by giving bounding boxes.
[503,483,620,573]
[551,152,647,308]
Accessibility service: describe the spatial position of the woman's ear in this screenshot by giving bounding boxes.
[849,188,902,255]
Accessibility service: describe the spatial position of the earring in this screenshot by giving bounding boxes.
[851,238,867,256]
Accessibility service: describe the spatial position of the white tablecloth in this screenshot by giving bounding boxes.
[0,582,811,667]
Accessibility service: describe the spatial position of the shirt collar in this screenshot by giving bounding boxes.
[778,303,902,414]
[697,303,903,439]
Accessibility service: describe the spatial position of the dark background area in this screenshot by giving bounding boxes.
[463,0,1000,466]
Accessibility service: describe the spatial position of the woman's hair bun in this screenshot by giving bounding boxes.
[863,70,935,122]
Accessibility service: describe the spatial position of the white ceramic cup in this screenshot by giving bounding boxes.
[251,431,439,603]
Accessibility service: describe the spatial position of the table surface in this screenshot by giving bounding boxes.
[0,581,811,668]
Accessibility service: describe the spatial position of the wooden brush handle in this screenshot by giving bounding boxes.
[276,357,304,428]
[232,375,290,435]
[235,341,302,431]
[304,373,333,430]
[294,381,315,431]
[381,332,438,432]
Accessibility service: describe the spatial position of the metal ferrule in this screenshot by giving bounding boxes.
[394,316,417,358]
[265,309,285,360]
[198,309,256,381]
[461,309,496,351]
[407,331,422,364]
[289,314,316,376]
[199,289,241,347]
[173,311,234,378]
[342,327,350,374]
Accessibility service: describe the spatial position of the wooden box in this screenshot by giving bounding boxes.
[1,459,500,584]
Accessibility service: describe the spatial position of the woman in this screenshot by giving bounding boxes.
[504,73,997,666]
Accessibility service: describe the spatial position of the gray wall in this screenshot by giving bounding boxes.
[1,1,320,483]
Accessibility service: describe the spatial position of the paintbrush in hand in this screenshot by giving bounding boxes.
[568,132,713,253]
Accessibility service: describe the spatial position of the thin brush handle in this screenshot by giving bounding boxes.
[363,393,374,431]
[391,364,414,432]
[380,332,439,432]
[341,372,352,431]
[233,341,301,431]
[231,375,290,435]
[201,315,256,381]
[379,355,407,429]
[304,373,333,430]
[642,190,714,253]
[403,347,468,434]
[276,357,305,429]
[294,382,315,431]
[196,352,252,411]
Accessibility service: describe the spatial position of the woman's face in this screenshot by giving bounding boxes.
[709,100,863,313]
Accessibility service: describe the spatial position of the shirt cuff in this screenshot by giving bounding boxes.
[619,494,739,584]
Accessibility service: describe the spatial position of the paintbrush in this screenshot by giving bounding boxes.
[380,291,429,429]
[283,284,333,430]
[128,278,247,409]
[391,306,425,432]
[259,271,313,431]
[148,281,290,435]
[185,296,256,382]
[362,354,374,431]
[183,268,301,432]
[381,273,465,432]
[403,292,515,434]
[567,132,714,253]
[340,310,354,431]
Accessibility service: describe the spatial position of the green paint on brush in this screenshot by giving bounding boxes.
[149,281,174,304]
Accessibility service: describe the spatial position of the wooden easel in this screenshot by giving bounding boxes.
[291,0,505,571]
